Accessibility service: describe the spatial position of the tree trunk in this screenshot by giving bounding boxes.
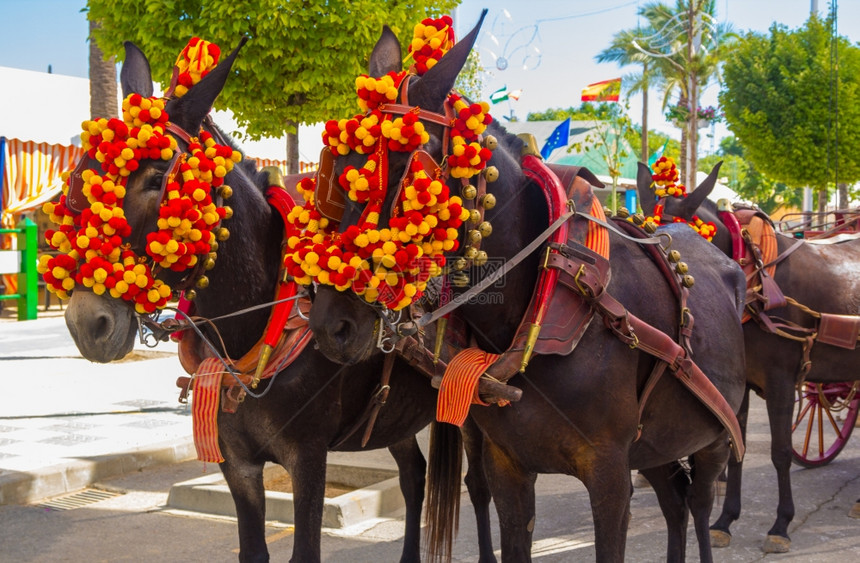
[817,187,827,215]
[88,20,117,120]
[641,82,649,164]
[286,120,299,174]
[838,182,849,209]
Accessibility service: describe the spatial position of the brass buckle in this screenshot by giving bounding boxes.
[573,264,589,296]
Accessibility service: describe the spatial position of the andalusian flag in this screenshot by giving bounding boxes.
[489,85,523,104]
[581,78,622,102]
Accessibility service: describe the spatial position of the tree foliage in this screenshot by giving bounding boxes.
[699,136,798,214]
[720,15,860,191]
[87,0,459,140]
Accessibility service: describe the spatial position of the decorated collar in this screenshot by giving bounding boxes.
[283,16,497,311]
[38,38,241,314]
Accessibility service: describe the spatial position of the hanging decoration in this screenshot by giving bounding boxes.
[642,156,717,241]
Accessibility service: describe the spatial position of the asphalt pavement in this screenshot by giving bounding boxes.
[1,301,859,561]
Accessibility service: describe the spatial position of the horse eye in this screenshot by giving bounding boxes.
[147,173,165,192]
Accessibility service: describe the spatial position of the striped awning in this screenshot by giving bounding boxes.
[1,137,85,228]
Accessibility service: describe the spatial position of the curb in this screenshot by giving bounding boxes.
[0,437,196,506]
[167,463,404,528]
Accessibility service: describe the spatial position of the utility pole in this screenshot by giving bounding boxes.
[802,0,818,214]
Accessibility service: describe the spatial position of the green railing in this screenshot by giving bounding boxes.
[0,217,39,320]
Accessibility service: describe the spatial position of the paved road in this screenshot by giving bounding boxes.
[1,307,858,560]
[0,395,858,561]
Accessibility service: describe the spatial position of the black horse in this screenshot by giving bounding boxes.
[57,40,496,563]
[305,15,748,562]
[637,162,860,552]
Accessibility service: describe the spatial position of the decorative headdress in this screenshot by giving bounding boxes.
[38,38,241,314]
[643,156,717,241]
[284,16,495,311]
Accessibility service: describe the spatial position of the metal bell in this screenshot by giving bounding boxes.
[668,249,681,262]
[464,246,478,260]
[462,185,478,200]
[195,276,210,289]
[184,289,197,301]
[203,256,216,270]
[616,207,630,219]
[675,262,689,275]
[480,193,497,209]
[223,206,234,220]
[452,272,470,287]
[483,166,499,183]
[216,227,230,241]
[452,257,468,271]
[643,222,657,234]
[474,250,488,266]
[483,135,498,150]
[682,274,695,288]
[467,229,482,245]
[469,209,482,223]
[631,213,645,226]
[478,221,493,238]
[210,241,219,252]
[219,185,233,199]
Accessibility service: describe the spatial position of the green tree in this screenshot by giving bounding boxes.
[527,102,618,122]
[454,49,484,102]
[87,0,459,172]
[720,15,860,212]
[699,136,799,214]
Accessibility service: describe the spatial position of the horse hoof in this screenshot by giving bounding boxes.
[710,529,731,548]
[763,535,791,553]
[632,472,651,489]
[849,502,860,519]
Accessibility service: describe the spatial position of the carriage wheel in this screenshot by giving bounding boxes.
[791,382,860,468]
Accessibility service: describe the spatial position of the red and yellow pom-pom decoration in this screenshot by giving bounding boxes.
[38,38,241,314]
[171,37,221,98]
[408,15,455,75]
[286,16,491,310]
[645,156,717,241]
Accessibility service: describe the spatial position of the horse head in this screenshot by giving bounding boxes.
[636,160,735,252]
[303,12,541,364]
[54,38,258,362]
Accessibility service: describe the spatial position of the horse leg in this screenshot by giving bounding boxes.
[287,445,329,563]
[639,462,690,563]
[482,437,536,562]
[710,387,750,547]
[763,378,797,553]
[687,441,731,563]
[461,416,497,563]
[387,436,427,563]
[580,452,632,562]
[220,457,269,563]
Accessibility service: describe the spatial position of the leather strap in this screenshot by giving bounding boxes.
[330,351,396,448]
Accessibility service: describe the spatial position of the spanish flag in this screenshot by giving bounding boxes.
[581,78,622,102]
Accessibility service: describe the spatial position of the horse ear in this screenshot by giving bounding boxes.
[408,9,488,109]
[369,26,402,77]
[636,162,658,216]
[169,36,248,133]
[121,42,154,98]
[677,161,723,218]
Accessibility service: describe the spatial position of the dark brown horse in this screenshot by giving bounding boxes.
[305,16,748,562]
[56,40,496,563]
[637,162,860,552]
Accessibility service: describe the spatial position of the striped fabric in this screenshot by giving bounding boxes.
[586,197,610,258]
[1,138,85,228]
[741,216,778,324]
[436,348,501,427]
[192,358,226,463]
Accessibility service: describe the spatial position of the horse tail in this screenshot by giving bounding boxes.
[423,420,463,562]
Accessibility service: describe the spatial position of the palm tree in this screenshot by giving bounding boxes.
[88,19,117,120]
[632,0,735,186]
[596,27,662,165]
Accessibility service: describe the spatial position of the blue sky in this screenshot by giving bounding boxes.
[1,0,857,150]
